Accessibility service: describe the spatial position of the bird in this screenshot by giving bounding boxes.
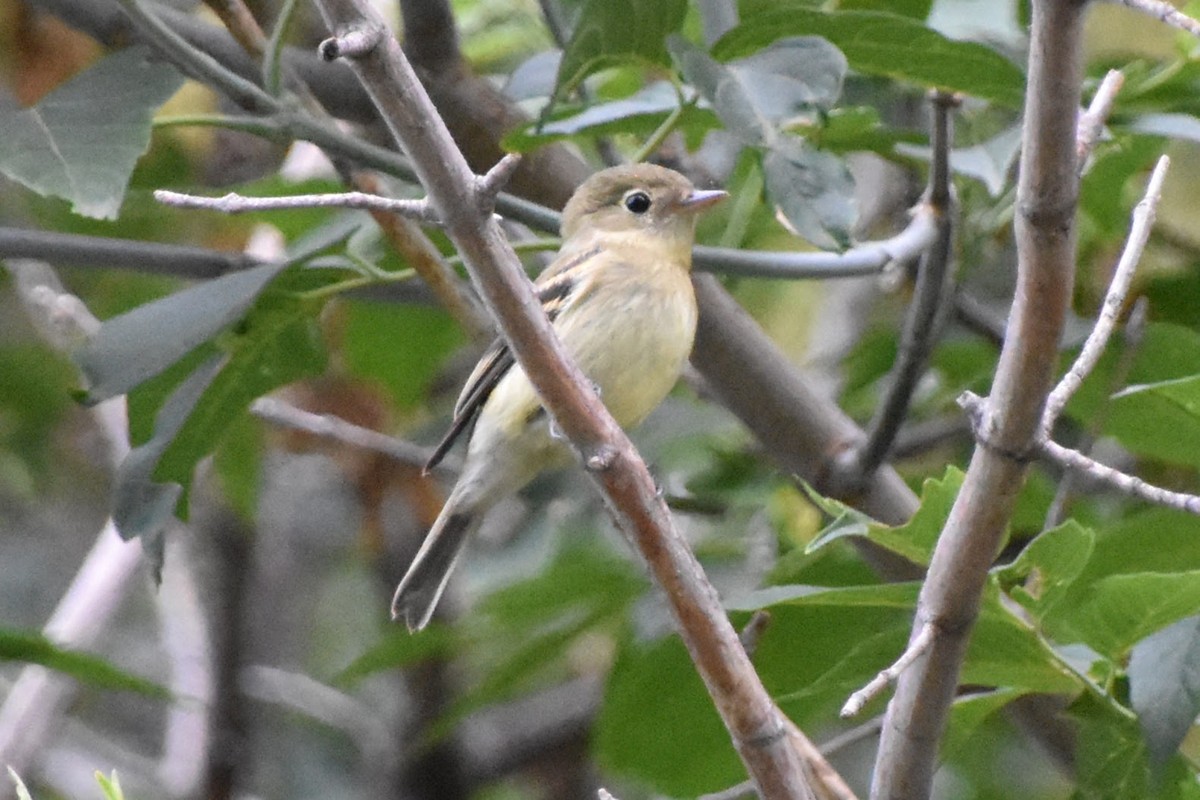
[392,163,727,631]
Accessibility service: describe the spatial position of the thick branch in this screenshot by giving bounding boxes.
[870,1,1086,797]
[310,5,822,797]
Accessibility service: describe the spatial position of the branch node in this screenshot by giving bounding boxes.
[842,622,935,718]
[318,25,383,61]
[739,610,772,658]
[476,153,524,214]
[958,392,1035,465]
[584,445,618,472]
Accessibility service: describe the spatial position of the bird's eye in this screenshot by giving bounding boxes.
[624,191,652,214]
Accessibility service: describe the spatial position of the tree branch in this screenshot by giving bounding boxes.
[1113,0,1200,37]
[870,1,1087,797]
[310,4,824,797]
[832,92,958,490]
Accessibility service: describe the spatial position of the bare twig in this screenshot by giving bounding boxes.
[1040,437,1200,514]
[312,2,823,797]
[250,397,450,471]
[739,610,772,658]
[1077,69,1124,166]
[871,1,1088,796]
[960,391,1200,516]
[842,624,935,719]
[834,92,958,491]
[154,188,440,222]
[0,227,262,279]
[1040,155,1169,438]
[1112,0,1200,37]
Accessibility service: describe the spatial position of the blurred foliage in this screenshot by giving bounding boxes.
[4,0,1200,798]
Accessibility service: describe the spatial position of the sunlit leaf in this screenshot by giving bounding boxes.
[555,0,687,95]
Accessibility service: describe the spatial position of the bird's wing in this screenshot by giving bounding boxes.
[423,245,602,473]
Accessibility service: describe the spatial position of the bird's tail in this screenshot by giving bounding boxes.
[391,505,477,632]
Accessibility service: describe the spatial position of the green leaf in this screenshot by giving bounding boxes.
[1071,693,1152,799]
[1130,615,1200,765]
[943,689,1031,763]
[1065,571,1200,659]
[555,0,687,95]
[808,467,963,566]
[1107,374,1200,468]
[0,628,168,698]
[966,596,1085,695]
[0,47,183,219]
[95,771,125,800]
[342,301,465,411]
[670,35,847,145]
[728,580,920,612]
[77,260,290,402]
[597,635,744,795]
[762,141,856,250]
[994,519,1095,622]
[838,0,932,19]
[713,8,1026,107]
[114,296,325,558]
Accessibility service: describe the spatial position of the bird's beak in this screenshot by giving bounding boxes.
[677,188,728,213]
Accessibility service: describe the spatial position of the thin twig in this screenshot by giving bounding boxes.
[1113,0,1200,37]
[959,391,1200,517]
[842,623,935,719]
[250,397,451,471]
[1040,155,1169,438]
[1077,69,1124,166]
[837,92,958,490]
[153,188,440,222]
[1041,437,1200,514]
[1044,296,1148,528]
[739,610,772,658]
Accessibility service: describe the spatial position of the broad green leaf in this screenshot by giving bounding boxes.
[555,0,687,95]
[597,634,744,795]
[113,355,220,557]
[504,83,720,152]
[728,580,919,612]
[762,141,856,250]
[838,0,932,19]
[808,466,963,566]
[943,689,1031,763]
[1070,693,1151,799]
[670,36,847,145]
[1130,615,1200,765]
[966,598,1084,695]
[113,296,325,561]
[0,628,168,698]
[1108,375,1200,467]
[713,8,1025,107]
[994,519,1095,622]
[0,47,183,219]
[77,260,290,402]
[1064,571,1200,659]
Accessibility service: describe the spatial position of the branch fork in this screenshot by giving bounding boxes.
[318,25,383,61]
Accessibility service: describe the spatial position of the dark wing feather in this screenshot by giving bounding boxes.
[423,254,595,473]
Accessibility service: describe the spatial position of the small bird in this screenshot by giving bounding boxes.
[392,163,727,631]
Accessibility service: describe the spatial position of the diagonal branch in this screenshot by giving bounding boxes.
[870,1,1087,797]
[310,4,826,798]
